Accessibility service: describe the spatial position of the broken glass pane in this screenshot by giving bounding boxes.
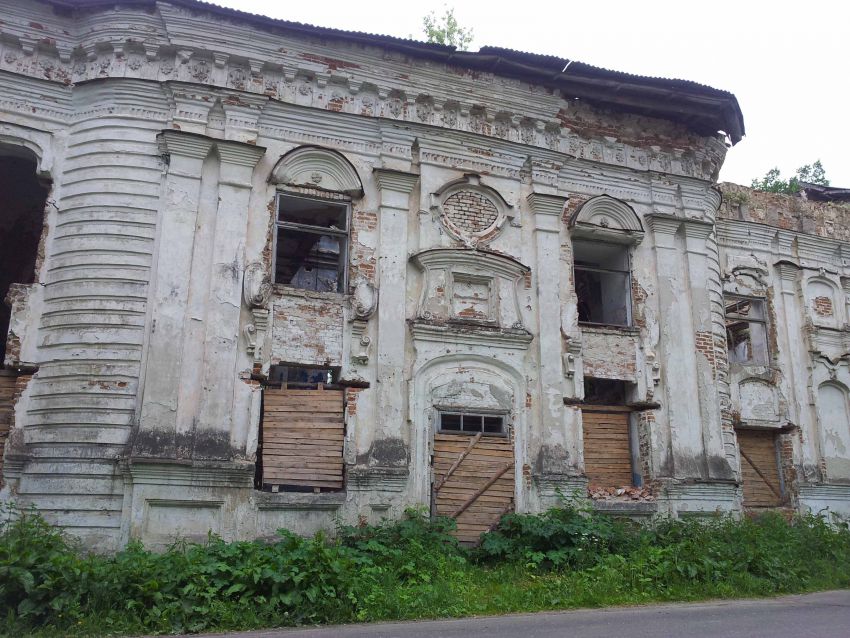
[275,229,343,292]
[278,194,347,230]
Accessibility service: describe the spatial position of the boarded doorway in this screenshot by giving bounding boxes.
[737,429,783,508]
[432,413,515,544]
[259,367,345,491]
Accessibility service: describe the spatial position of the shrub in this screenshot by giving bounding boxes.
[1,502,848,637]
[476,503,639,569]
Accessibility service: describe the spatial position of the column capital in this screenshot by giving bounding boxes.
[527,192,568,217]
[645,213,682,236]
[680,216,714,240]
[216,140,266,168]
[158,129,214,160]
[373,168,418,194]
[775,259,801,283]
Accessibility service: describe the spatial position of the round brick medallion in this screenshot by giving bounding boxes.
[443,190,499,234]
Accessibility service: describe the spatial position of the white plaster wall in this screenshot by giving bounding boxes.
[2,0,812,549]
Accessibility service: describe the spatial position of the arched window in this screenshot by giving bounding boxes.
[569,195,643,327]
[268,146,363,293]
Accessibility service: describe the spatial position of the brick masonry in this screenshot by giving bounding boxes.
[719,183,850,241]
[813,295,834,317]
[443,190,498,233]
[582,329,637,380]
[349,209,377,285]
[272,293,343,367]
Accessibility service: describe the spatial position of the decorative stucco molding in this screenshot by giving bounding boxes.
[270,145,363,195]
[570,194,644,244]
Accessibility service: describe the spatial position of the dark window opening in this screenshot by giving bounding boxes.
[267,365,335,388]
[439,411,505,435]
[584,378,628,405]
[725,296,769,365]
[0,150,49,365]
[274,194,348,293]
[573,240,631,327]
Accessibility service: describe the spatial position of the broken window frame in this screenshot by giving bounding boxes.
[266,364,337,389]
[437,410,507,437]
[572,239,633,328]
[725,295,769,366]
[273,192,350,293]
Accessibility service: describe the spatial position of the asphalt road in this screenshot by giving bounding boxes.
[191,590,850,638]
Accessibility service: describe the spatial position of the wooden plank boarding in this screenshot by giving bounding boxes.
[581,407,633,488]
[737,429,782,508]
[433,432,514,545]
[0,375,18,486]
[261,385,345,491]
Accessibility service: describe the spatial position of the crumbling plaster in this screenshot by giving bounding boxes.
[0,0,845,550]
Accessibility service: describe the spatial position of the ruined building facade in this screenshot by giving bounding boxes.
[0,0,848,550]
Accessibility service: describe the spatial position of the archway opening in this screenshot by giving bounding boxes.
[0,146,49,365]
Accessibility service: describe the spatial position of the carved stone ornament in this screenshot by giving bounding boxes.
[242,261,271,308]
[351,277,378,320]
[350,320,372,365]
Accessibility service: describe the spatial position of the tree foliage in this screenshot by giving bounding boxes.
[751,160,830,194]
[422,7,474,50]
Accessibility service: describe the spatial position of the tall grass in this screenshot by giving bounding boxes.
[1,502,848,637]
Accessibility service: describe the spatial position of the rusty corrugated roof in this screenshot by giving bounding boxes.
[49,0,746,143]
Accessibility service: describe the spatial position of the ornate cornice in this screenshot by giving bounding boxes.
[0,3,725,182]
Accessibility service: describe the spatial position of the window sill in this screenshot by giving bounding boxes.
[591,500,657,517]
[579,323,640,336]
[255,490,346,510]
[272,285,347,302]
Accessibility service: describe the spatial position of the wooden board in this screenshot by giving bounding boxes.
[0,375,19,486]
[433,432,514,545]
[737,429,782,508]
[261,386,344,490]
[582,408,633,488]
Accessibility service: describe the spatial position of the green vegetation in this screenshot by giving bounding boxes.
[751,160,829,194]
[2,502,849,637]
[421,7,474,50]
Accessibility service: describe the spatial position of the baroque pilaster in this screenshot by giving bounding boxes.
[136,131,214,458]
[367,168,419,472]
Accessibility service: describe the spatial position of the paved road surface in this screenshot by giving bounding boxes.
[191,590,850,638]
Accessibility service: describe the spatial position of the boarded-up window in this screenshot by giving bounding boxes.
[582,406,633,488]
[433,431,514,544]
[737,429,783,508]
[260,381,344,491]
[0,374,18,484]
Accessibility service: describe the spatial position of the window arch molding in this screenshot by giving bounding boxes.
[569,195,644,245]
[269,146,363,292]
[269,145,363,197]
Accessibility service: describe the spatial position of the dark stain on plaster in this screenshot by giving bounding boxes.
[358,437,409,468]
[534,444,571,475]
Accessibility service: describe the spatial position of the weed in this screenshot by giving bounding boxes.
[1,503,848,637]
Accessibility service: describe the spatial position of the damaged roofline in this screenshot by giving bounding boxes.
[48,0,745,145]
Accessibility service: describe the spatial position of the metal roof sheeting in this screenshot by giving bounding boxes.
[50,0,746,143]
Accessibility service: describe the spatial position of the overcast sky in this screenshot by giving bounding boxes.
[212,0,849,187]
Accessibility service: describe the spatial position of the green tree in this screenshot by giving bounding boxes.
[422,6,474,50]
[751,160,830,194]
